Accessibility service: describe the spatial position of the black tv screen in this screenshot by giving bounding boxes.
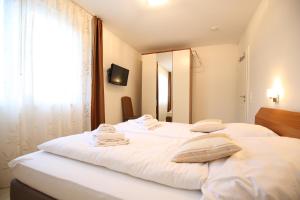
[108,64,129,86]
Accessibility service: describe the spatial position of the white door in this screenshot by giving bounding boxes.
[172,49,191,123]
[237,47,249,122]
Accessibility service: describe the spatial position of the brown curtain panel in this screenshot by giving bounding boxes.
[167,72,172,112]
[91,16,105,130]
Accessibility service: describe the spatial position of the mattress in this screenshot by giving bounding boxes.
[11,151,202,200]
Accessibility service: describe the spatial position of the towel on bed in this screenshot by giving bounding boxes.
[96,124,116,133]
[93,124,129,147]
[129,115,161,130]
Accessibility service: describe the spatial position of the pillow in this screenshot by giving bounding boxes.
[217,123,278,137]
[190,119,225,132]
[172,133,241,163]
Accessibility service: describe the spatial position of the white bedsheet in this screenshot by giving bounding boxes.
[11,151,202,200]
[37,132,208,190]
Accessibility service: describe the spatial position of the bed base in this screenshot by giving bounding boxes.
[10,179,55,200]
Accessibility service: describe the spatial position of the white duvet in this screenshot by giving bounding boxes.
[201,137,300,200]
[37,132,208,190]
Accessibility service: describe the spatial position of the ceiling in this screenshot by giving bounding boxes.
[73,0,261,53]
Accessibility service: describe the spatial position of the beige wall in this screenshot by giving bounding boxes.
[141,54,157,117]
[103,26,142,124]
[192,44,239,123]
[239,0,300,123]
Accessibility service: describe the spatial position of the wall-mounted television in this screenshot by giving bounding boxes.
[107,64,129,86]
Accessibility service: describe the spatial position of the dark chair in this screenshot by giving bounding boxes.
[166,116,172,122]
[121,96,138,122]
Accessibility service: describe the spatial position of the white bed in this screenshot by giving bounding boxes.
[9,121,300,200]
[12,151,202,200]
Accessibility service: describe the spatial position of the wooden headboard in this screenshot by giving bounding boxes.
[255,107,300,139]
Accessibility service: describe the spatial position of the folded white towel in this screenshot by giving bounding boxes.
[97,139,130,147]
[136,114,153,122]
[128,119,161,130]
[92,127,129,147]
[145,123,162,130]
[91,137,130,147]
[96,132,125,141]
[136,118,158,127]
[96,124,116,133]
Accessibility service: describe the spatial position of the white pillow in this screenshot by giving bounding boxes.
[190,119,225,132]
[172,133,241,163]
[218,123,278,137]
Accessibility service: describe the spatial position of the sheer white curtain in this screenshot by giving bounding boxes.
[0,0,92,187]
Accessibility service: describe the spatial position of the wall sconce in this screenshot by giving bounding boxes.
[267,78,284,104]
[267,89,280,103]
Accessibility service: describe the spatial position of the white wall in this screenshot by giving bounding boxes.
[239,0,300,123]
[192,44,239,123]
[141,54,157,118]
[103,26,142,124]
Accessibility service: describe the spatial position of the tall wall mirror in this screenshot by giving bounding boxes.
[157,52,173,122]
[142,49,191,123]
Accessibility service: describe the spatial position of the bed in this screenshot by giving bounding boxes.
[9,107,300,200]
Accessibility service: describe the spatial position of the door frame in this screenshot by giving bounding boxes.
[244,46,250,122]
[238,46,250,123]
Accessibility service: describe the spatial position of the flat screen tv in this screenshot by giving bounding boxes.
[107,64,129,86]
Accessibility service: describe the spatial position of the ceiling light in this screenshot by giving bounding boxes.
[210,26,219,31]
[148,0,168,6]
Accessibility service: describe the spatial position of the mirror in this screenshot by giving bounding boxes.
[142,49,191,123]
[157,52,173,122]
